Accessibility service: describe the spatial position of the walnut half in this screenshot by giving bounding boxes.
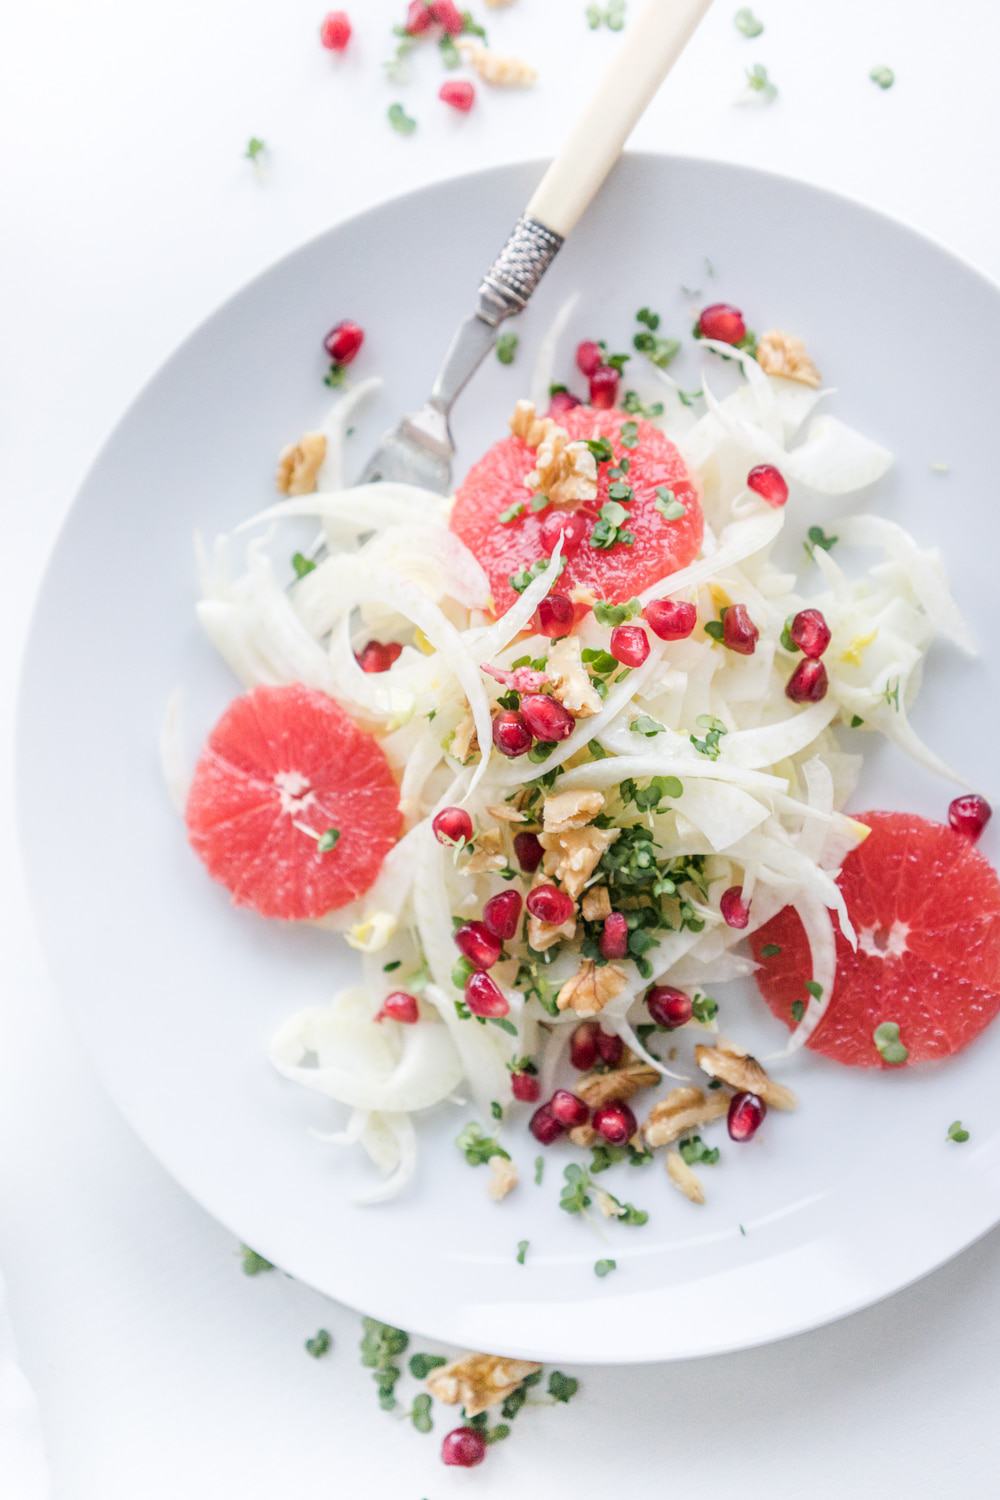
[556,959,627,1016]
[426,1353,542,1417]
[276,431,326,495]
[643,1086,729,1148]
[666,1150,705,1205]
[578,1060,660,1110]
[756,329,821,388]
[694,1044,797,1111]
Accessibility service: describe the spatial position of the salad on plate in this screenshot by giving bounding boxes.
[171,295,1000,1220]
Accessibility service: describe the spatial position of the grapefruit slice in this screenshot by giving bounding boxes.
[450,406,703,616]
[185,684,402,921]
[752,812,1000,1067]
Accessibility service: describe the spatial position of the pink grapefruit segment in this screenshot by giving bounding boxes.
[449,406,703,616]
[752,812,1000,1067]
[185,684,402,921]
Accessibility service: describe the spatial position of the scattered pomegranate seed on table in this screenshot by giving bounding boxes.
[355,640,401,673]
[535,593,575,638]
[540,509,588,555]
[588,365,619,408]
[319,10,352,50]
[513,830,544,872]
[439,79,475,111]
[600,911,629,959]
[441,1426,487,1467]
[720,886,751,929]
[644,598,697,640]
[569,1021,600,1070]
[948,793,993,841]
[728,1091,767,1142]
[595,1029,623,1066]
[376,990,419,1024]
[529,1103,565,1144]
[454,921,502,970]
[323,318,364,364]
[429,0,464,34]
[548,389,582,418]
[432,805,473,845]
[722,603,759,655]
[510,1068,540,1103]
[549,1089,590,1128]
[405,0,434,33]
[465,970,509,1018]
[492,709,533,757]
[526,884,575,926]
[519,693,575,743]
[786,657,829,703]
[592,1100,637,1145]
[788,607,831,658]
[645,985,692,1028]
[609,623,650,667]
[575,340,602,377]
[482,888,522,940]
[746,463,789,507]
[697,302,747,344]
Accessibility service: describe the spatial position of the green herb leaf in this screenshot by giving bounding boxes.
[548,1370,579,1402]
[534,1154,545,1185]
[499,500,525,524]
[240,1245,274,1276]
[456,1122,511,1166]
[633,331,681,368]
[679,1135,720,1166]
[409,1351,447,1379]
[559,1163,592,1214]
[761,943,781,957]
[585,437,615,463]
[516,1239,529,1264]
[947,1120,970,1144]
[619,420,640,449]
[594,1258,617,1278]
[790,1000,805,1022]
[734,6,764,37]
[805,524,838,557]
[305,1328,332,1358]
[244,137,266,162]
[387,102,417,135]
[654,485,687,520]
[509,556,562,593]
[593,596,640,627]
[869,65,895,90]
[873,1020,909,1066]
[490,1100,503,1121]
[691,993,718,1023]
[630,714,665,737]
[317,827,341,854]
[496,332,519,365]
[805,980,823,1000]
[411,1393,434,1433]
[744,62,778,102]
[689,713,728,760]
[291,551,317,578]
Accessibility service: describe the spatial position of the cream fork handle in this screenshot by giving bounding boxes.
[527,0,713,239]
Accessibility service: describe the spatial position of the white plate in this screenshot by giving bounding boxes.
[18,155,1000,1364]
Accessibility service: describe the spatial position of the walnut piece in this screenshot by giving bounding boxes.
[643,1086,729,1148]
[487,1156,518,1201]
[756,329,821,388]
[694,1044,797,1111]
[460,39,537,86]
[527,910,576,953]
[276,431,326,496]
[525,431,598,508]
[450,712,479,765]
[666,1150,705,1205]
[539,825,618,899]
[426,1353,542,1417]
[509,399,557,448]
[581,885,611,921]
[578,1060,660,1109]
[546,635,604,717]
[542,787,604,834]
[486,803,528,824]
[556,959,627,1016]
[568,1122,597,1147]
[465,826,507,875]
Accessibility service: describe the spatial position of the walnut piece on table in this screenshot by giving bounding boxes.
[643,1085,729,1148]
[694,1044,797,1111]
[487,1156,518,1201]
[426,1353,542,1417]
[460,39,537,86]
[556,958,627,1016]
[756,329,821,387]
[275,431,326,495]
[666,1150,705,1205]
[578,1060,660,1109]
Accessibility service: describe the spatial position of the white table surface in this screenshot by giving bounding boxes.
[3,0,999,1493]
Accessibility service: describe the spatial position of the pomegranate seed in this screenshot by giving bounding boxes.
[439,80,475,111]
[786,658,828,703]
[609,624,649,667]
[697,302,747,345]
[595,1029,623,1066]
[511,1069,540,1103]
[600,911,629,959]
[529,1103,565,1145]
[722,603,759,655]
[319,10,352,49]
[454,921,502,970]
[549,1089,590,1128]
[592,1100,637,1145]
[644,598,697,641]
[377,991,419,1024]
[789,608,831,658]
[492,709,532,757]
[535,593,574,638]
[323,319,364,364]
[519,693,575,743]
[720,886,751,929]
[465,971,509,1018]
[429,0,464,32]
[645,985,692,1029]
[441,1427,487,1468]
[576,340,602,377]
[540,508,588,556]
[569,1021,600,1070]
[432,805,473,845]
[405,0,433,34]
[548,389,582,419]
[728,1090,767,1142]
[526,884,575,926]
[355,640,402,673]
[588,365,619,408]
[482,888,522,941]
[513,831,544,872]
[746,464,789,508]
[949,793,993,841]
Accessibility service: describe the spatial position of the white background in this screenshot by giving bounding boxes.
[3,0,999,1494]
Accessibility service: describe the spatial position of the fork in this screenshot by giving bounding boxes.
[357,0,713,496]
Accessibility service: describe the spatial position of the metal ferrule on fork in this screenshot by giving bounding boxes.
[477,215,564,326]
